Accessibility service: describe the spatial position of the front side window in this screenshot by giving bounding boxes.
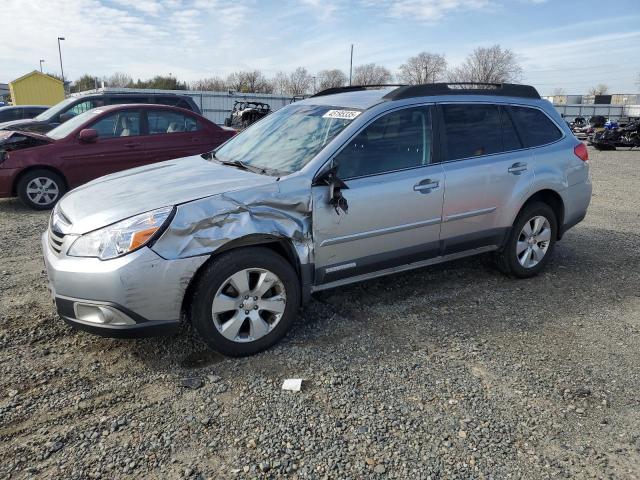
[68,100,100,116]
[147,110,199,134]
[510,106,562,147]
[334,106,432,179]
[215,104,358,174]
[90,110,141,138]
[442,104,502,161]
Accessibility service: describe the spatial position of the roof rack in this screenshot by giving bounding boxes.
[383,83,540,100]
[311,84,404,98]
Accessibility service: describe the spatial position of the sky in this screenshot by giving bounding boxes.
[1,0,639,95]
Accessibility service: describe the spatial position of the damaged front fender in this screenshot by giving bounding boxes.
[0,130,52,163]
[150,176,315,267]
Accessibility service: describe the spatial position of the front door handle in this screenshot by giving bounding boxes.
[124,142,142,148]
[508,162,528,174]
[413,179,439,193]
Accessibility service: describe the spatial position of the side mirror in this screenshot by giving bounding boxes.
[78,128,98,143]
[316,165,349,214]
[59,112,74,123]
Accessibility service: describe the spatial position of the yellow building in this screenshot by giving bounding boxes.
[9,71,64,106]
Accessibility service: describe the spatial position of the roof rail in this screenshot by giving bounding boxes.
[383,83,540,100]
[312,84,404,98]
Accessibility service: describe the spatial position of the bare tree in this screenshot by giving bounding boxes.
[552,87,566,96]
[270,72,290,95]
[588,84,609,95]
[448,45,522,83]
[106,72,133,88]
[352,63,393,85]
[225,70,272,93]
[317,69,348,90]
[286,67,313,96]
[398,52,447,84]
[191,77,227,91]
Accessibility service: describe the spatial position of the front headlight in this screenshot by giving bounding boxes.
[68,207,174,260]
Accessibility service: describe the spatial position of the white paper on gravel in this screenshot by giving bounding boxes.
[282,378,303,392]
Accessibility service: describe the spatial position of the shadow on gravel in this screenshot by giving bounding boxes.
[116,224,640,370]
[0,198,34,213]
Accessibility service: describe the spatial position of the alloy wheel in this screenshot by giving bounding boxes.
[516,215,551,268]
[211,268,287,343]
[26,177,60,206]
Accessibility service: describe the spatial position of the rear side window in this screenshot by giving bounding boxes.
[147,110,199,134]
[510,106,562,147]
[152,96,194,111]
[500,107,522,151]
[0,109,21,122]
[442,104,502,161]
[334,106,432,179]
[106,96,148,106]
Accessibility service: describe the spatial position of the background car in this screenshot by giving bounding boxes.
[0,105,48,123]
[0,104,235,209]
[0,92,201,134]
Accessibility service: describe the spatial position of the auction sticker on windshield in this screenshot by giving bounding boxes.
[322,110,361,120]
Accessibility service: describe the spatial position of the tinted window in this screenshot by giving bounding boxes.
[147,110,199,134]
[90,110,141,138]
[500,107,522,151]
[106,96,148,106]
[442,104,502,161]
[510,106,562,147]
[0,109,21,122]
[334,107,431,179]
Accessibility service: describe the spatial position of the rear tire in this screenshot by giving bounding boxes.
[16,169,66,210]
[190,247,301,356]
[496,202,557,278]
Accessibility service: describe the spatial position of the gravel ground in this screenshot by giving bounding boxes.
[1,146,639,479]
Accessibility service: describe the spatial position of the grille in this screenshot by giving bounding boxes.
[48,227,65,255]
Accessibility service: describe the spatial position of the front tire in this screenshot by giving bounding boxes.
[190,247,301,356]
[16,169,66,210]
[497,202,557,278]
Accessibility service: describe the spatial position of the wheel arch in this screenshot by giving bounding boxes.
[12,165,68,196]
[180,234,309,322]
[518,189,565,239]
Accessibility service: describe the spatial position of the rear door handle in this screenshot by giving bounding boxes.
[413,179,440,193]
[125,142,142,148]
[508,162,528,174]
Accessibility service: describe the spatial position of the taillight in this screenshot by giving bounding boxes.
[574,143,589,162]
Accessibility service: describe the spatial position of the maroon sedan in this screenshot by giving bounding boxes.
[0,104,235,209]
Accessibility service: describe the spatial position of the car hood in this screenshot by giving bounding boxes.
[0,118,44,131]
[56,155,278,234]
[0,130,53,152]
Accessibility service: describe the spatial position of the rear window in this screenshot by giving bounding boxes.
[510,106,562,147]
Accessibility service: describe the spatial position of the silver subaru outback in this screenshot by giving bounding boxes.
[42,83,592,356]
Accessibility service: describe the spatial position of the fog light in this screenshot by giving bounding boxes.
[73,303,136,326]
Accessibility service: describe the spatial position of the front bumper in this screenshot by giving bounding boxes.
[0,167,19,197]
[42,231,208,337]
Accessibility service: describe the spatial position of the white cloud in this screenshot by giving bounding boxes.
[364,0,493,21]
[0,0,253,81]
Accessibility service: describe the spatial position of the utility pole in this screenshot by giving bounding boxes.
[39,59,45,73]
[57,37,65,90]
[349,44,354,86]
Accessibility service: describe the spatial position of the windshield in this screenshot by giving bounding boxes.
[214,104,360,174]
[46,109,102,140]
[34,97,78,121]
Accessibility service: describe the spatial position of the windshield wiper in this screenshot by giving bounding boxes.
[217,158,268,175]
